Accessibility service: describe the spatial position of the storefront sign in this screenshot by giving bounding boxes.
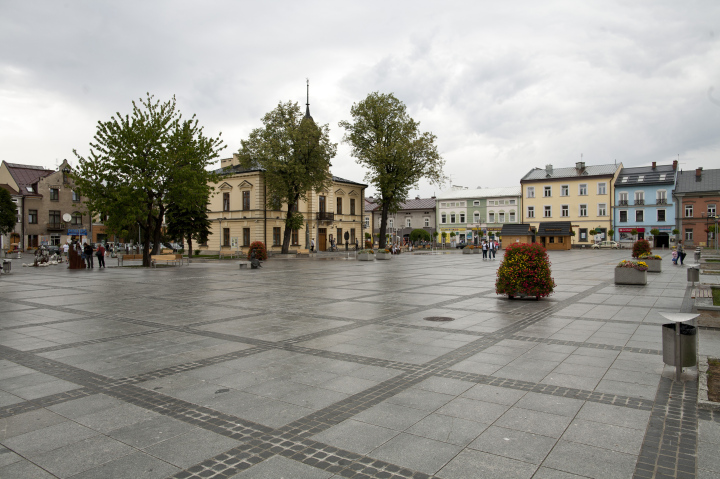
[618,228,645,233]
[67,229,88,236]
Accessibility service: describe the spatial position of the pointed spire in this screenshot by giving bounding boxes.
[305,78,313,120]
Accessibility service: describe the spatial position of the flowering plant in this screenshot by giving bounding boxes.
[246,241,267,260]
[464,245,475,249]
[381,249,391,253]
[631,239,652,258]
[358,249,374,254]
[617,260,648,271]
[638,253,661,260]
[495,243,555,298]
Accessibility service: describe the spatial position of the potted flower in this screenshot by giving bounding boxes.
[357,249,375,261]
[462,245,474,255]
[376,248,391,260]
[615,260,648,285]
[638,253,662,273]
[631,239,652,258]
[495,243,555,300]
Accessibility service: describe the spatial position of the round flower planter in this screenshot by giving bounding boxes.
[357,253,374,261]
[376,252,391,260]
[614,268,647,285]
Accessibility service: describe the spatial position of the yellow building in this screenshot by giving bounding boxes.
[520,161,623,248]
[204,154,367,254]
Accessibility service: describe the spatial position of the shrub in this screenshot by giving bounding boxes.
[364,240,372,248]
[247,241,267,260]
[617,260,648,271]
[409,228,431,243]
[194,250,200,256]
[638,253,661,260]
[358,249,374,254]
[495,243,555,298]
[631,239,652,258]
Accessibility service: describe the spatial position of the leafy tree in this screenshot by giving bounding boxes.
[73,94,224,266]
[340,92,445,248]
[409,228,431,243]
[0,189,16,241]
[607,229,614,239]
[237,101,336,254]
[165,200,212,260]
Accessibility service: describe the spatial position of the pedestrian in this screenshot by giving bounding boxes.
[310,238,315,253]
[677,241,685,265]
[491,239,497,259]
[672,248,678,265]
[83,242,94,269]
[96,243,106,268]
[62,242,69,263]
[482,240,488,260]
[355,239,359,251]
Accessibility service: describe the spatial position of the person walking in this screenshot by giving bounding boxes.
[677,241,685,265]
[96,243,106,268]
[310,238,315,253]
[62,242,69,263]
[482,240,488,260]
[83,242,94,269]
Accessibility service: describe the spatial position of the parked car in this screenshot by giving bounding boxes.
[45,245,60,255]
[592,241,619,249]
[455,242,468,249]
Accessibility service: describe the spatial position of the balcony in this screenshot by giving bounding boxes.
[618,200,629,206]
[656,198,667,205]
[46,222,66,232]
[316,212,334,221]
[634,199,645,205]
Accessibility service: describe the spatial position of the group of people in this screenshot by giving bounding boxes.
[481,239,499,260]
[65,241,106,268]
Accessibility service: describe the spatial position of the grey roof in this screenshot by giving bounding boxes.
[332,176,367,188]
[615,164,676,187]
[436,186,520,200]
[674,168,720,194]
[521,163,619,181]
[369,197,436,212]
[216,165,367,188]
[537,221,573,236]
[500,223,534,236]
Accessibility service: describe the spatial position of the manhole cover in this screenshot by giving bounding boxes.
[424,316,455,322]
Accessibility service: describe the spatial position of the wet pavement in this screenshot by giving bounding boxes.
[0,249,713,478]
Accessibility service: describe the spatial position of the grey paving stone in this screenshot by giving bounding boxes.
[143,428,240,468]
[386,388,455,411]
[67,451,180,479]
[437,448,537,479]
[106,415,197,448]
[46,393,126,419]
[369,432,463,474]
[28,434,134,478]
[468,425,557,464]
[0,408,67,440]
[230,455,334,478]
[561,419,645,455]
[414,376,475,395]
[460,383,527,406]
[312,419,399,455]
[494,407,573,438]
[698,440,720,473]
[354,402,429,431]
[531,467,588,478]
[0,459,57,479]
[0,445,22,468]
[542,440,638,478]
[73,403,159,433]
[1,420,99,456]
[406,412,489,446]
[512,392,584,417]
[436,397,510,424]
[575,401,651,430]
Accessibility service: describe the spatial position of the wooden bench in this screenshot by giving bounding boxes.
[151,254,184,268]
[219,250,241,259]
[117,254,143,266]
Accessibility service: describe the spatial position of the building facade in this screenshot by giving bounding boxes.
[369,196,436,245]
[613,161,678,247]
[521,161,622,247]
[436,186,520,245]
[0,184,22,251]
[0,160,91,249]
[673,167,720,248]
[205,154,366,253]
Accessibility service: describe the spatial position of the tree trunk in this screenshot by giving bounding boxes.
[379,202,389,249]
[187,236,193,263]
[151,212,163,255]
[281,204,293,255]
[142,223,152,267]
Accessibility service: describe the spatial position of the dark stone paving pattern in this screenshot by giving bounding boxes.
[0,250,699,478]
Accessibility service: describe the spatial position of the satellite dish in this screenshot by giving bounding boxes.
[62,213,72,222]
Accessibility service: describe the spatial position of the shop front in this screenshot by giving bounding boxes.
[537,221,573,250]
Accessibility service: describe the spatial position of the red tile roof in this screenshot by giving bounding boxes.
[4,163,54,195]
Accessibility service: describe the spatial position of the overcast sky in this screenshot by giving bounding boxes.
[2,1,719,198]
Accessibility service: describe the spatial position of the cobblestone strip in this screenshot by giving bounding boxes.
[511,334,663,356]
[28,327,172,353]
[0,316,100,331]
[0,387,94,419]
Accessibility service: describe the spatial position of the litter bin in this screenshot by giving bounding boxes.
[661,323,697,367]
[2,260,10,274]
[694,248,701,263]
[687,265,700,283]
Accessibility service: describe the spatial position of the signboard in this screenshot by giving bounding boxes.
[67,229,88,236]
[231,237,238,248]
[618,227,644,233]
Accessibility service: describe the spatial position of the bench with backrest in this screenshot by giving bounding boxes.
[117,254,143,266]
[151,254,184,268]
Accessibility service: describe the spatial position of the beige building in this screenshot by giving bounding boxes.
[520,161,623,247]
[0,160,91,249]
[204,154,367,253]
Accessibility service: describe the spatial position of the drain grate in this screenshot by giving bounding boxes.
[424,316,455,322]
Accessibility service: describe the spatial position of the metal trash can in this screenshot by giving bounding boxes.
[2,260,10,273]
[662,323,697,367]
[687,265,700,283]
[694,248,701,262]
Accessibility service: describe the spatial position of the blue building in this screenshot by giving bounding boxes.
[613,161,678,248]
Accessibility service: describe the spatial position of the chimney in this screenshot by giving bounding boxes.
[545,164,553,175]
[576,161,585,171]
[651,161,656,169]
[673,160,678,170]
[415,195,420,200]
[696,167,703,178]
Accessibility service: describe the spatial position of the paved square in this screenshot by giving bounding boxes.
[0,250,702,478]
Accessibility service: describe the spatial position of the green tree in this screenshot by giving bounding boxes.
[409,228,431,243]
[0,189,16,243]
[165,200,212,260]
[73,94,224,267]
[237,101,335,254]
[340,92,445,249]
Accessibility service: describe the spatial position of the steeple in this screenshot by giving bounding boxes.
[305,78,313,121]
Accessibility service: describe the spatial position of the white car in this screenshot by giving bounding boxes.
[592,241,619,249]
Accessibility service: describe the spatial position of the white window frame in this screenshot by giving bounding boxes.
[388,218,394,228]
[636,209,644,222]
[579,204,587,217]
[527,206,535,218]
[544,205,552,218]
[561,185,569,197]
[527,186,535,198]
[499,212,505,223]
[709,204,717,216]
[619,210,628,223]
[459,213,465,223]
[450,213,456,223]
[544,186,552,197]
[685,229,693,241]
[509,211,516,222]
[579,184,588,196]
[473,200,480,206]
[657,209,666,222]
[561,205,569,217]
[597,182,607,195]
[424,217,429,227]
[509,199,516,205]
[598,203,607,216]
[657,190,667,200]
[488,212,495,223]
[441,213,447,224]
[635,191,644,202]
[405,217,411,228]
[685,205,693,217]
[473,212,480,223]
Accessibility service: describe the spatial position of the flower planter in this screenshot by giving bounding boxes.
[643,258,662,273]
[473,249,480,254]
[614,268,647,285]
[462,248,473,255]
[357,253,374,261]
[376,252,391,260]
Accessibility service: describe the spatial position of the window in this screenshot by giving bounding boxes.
[499,212,505,223]
[544,186,552,197]
[223,192,230,212]
[459,213,465,223]
[579,228,588,242]
[619,192,629,205]
[350,198,356,215]
[561,185,569,196]
[473,200,480,206]
[598,203,607,216]
[685,205,693,217]
[50,234,60,246]
[71,212,82,225]
[619,210,628,223]
[28,210,38,224]
[527,187,535,198]
[450,213,456,223]
[50,188,59,201]
[636,210,644,222]
[597,183,607,195]
[579,204,587,217]
[527,206,535,218]
[223,228,230,246]
[473,212,479,223]
[424,217,429,227]
[319,196,326,212]
[657,209,666,222]
[49,210,61,225]
[509,199,516,205]
[709,204,717,216]
[273,227,281,246]
[561,205,569,217]
[488,212,495,223]
[28,235,38,247]
[441,213,447,224]
[509,212,516,222]
[634,191,644,205]
[365,217,370,228]
[405,217,411,228]
[242,191,250,210]
[72,190,80,202]
[292,229,299,245]
[544,206,552,218]
[549,237,555,243]
[685,229,693,241]
[336,197,342,214]
[337,228,342,243]
[579,184,587,196]
[388,218,393,228]
[657,190,667,204]
[350,229,356,243]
